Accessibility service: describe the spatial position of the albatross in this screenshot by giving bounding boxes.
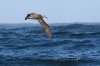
[25,12,52,40]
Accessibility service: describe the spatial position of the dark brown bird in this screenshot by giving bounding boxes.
[25,12,52,40]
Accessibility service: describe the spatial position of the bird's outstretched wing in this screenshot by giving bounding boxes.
[37,19,52,39]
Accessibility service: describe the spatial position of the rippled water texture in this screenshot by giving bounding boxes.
[0,23,100,66]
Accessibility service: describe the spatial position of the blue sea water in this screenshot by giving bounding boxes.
[0,23,100,66]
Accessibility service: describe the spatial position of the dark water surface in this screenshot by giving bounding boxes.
[0,23,100,66]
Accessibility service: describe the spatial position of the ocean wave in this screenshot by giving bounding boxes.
[0,24,100,66]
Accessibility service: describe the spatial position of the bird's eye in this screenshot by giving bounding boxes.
[27,14,31,17]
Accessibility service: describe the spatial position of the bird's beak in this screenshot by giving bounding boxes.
[25,16,28,20]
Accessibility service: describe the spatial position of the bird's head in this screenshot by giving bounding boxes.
[25,13,36,20]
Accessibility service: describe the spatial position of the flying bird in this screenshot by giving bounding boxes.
[25,12,52,40]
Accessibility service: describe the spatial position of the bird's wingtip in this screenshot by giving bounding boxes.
[48,37,52,40]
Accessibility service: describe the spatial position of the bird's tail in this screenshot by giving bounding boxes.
[42,15,48,19]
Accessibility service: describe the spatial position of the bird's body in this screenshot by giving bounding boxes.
[25,12,52,40]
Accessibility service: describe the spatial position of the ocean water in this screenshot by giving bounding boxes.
[0,23,100,66]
